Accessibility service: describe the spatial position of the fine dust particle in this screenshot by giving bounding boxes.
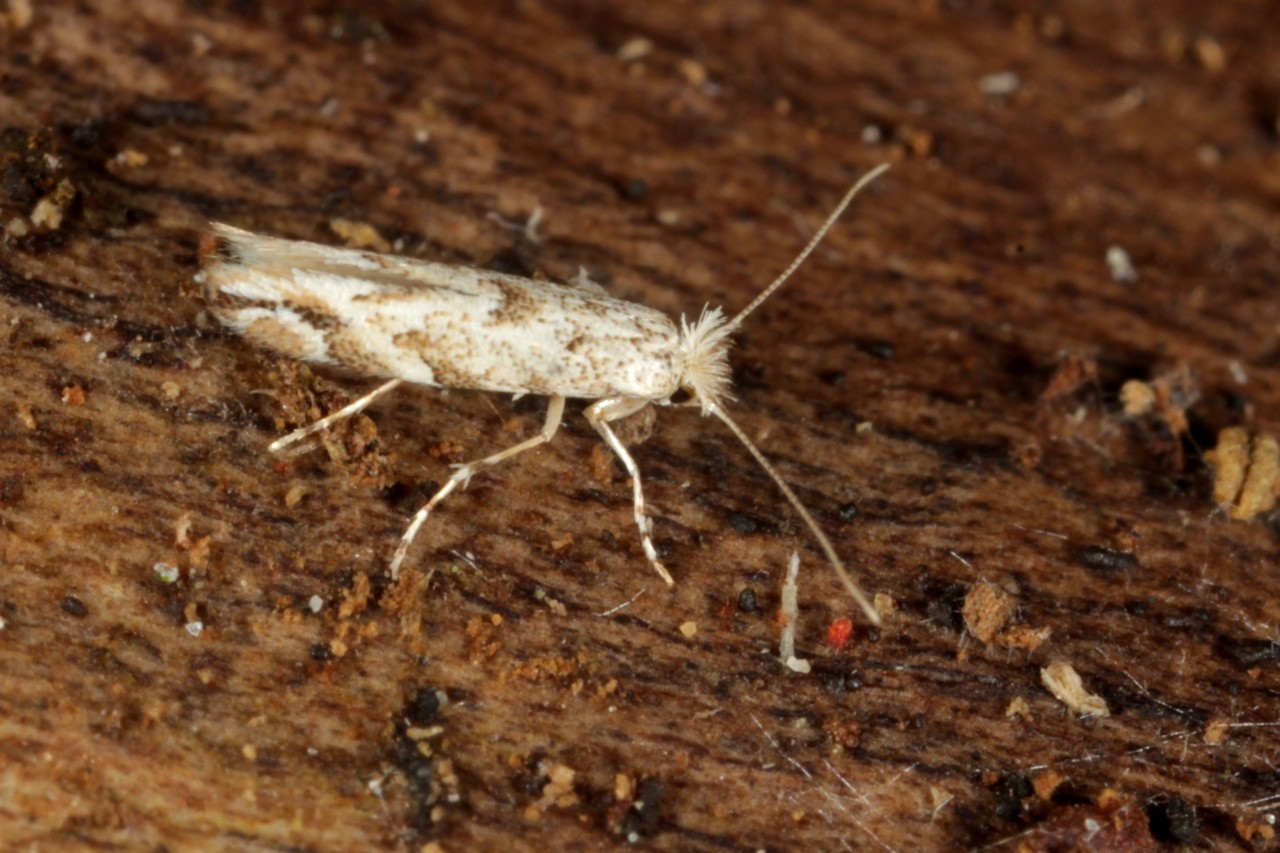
[329,218,390,253]
[616,37,652,62]
[962,581,1016,644]
[153,562,180,583]
[1105,245,1137,283]
[677,58,708,86]
[114,149,149,168]
[539,763,578,809]
[30,179,76,230]
[977,70,1020,96]
[962,582,1052,652]
[1193,35,1227,74]
[338,572,372,619]
[873,593,897,620]
[4,0,34,30]
[1119,379,1156,416]
[679,621,698,638]
[1203,717,1229,745]
[284,484,307,507]
[1032,769,1063,800]
[1005,696,1032,719]
[1040,662,1110,718]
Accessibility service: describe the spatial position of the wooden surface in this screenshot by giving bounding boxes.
[2,1,1279,850]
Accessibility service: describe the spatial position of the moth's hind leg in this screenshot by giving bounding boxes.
[269,378,403,453]
[389,394,567,580]
[585,397,674,586]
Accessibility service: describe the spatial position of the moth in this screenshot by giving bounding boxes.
[201,163,889,624]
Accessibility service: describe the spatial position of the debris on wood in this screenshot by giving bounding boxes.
[1040,661,1110,718]
[1204,426,1280,520]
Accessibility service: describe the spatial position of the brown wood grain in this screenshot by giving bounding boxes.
[2,1,1279,850]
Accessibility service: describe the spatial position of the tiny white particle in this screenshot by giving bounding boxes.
[860,124,882,144]
[153,562,180,583]
[616,36,653,62]
[785,656,811,674]
[1228,360,1248,385]
[978,71,1021,96]
[309,594,324,613]
[82,331,93,343]
[1106,245,1137,283]
[184,621,203,637]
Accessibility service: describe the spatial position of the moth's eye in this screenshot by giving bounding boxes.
[670,387,695,406]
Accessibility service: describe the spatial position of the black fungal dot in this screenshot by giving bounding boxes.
[309,644,331,661]
[837,502,859,521]
[131,98,208,126]
[867,340,895,360]
[1147,796,1198,844]
[728,512,760,534]
[1072,545,1138,572]
[623,178,648,200]
[818,369,845,387]
[737,588,758,613]
[822,668,863,696]
[60,596,87,618]
[405,687,442,727]
[1218,637,1280,667]
[992,773,1033,820]
[620,778,664,842]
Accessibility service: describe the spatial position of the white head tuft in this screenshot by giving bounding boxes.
[677,305,736,414]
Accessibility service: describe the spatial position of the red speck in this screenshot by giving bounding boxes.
[273,461,290,475]
[825,618,853,650]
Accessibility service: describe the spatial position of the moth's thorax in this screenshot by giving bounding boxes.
[204,226,684,401]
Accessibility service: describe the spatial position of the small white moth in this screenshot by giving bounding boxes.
[201,164,889,624]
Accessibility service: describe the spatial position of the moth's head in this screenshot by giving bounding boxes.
[676,306,736,415]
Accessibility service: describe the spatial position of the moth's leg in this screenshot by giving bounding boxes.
[390,394,566,580]
[585,397,674,586]
[270,378,403,453]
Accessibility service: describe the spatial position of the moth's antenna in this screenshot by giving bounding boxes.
[709,403,880,625]
[727,162,890,331]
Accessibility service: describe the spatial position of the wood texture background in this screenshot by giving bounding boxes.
[2,1,1279,850]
